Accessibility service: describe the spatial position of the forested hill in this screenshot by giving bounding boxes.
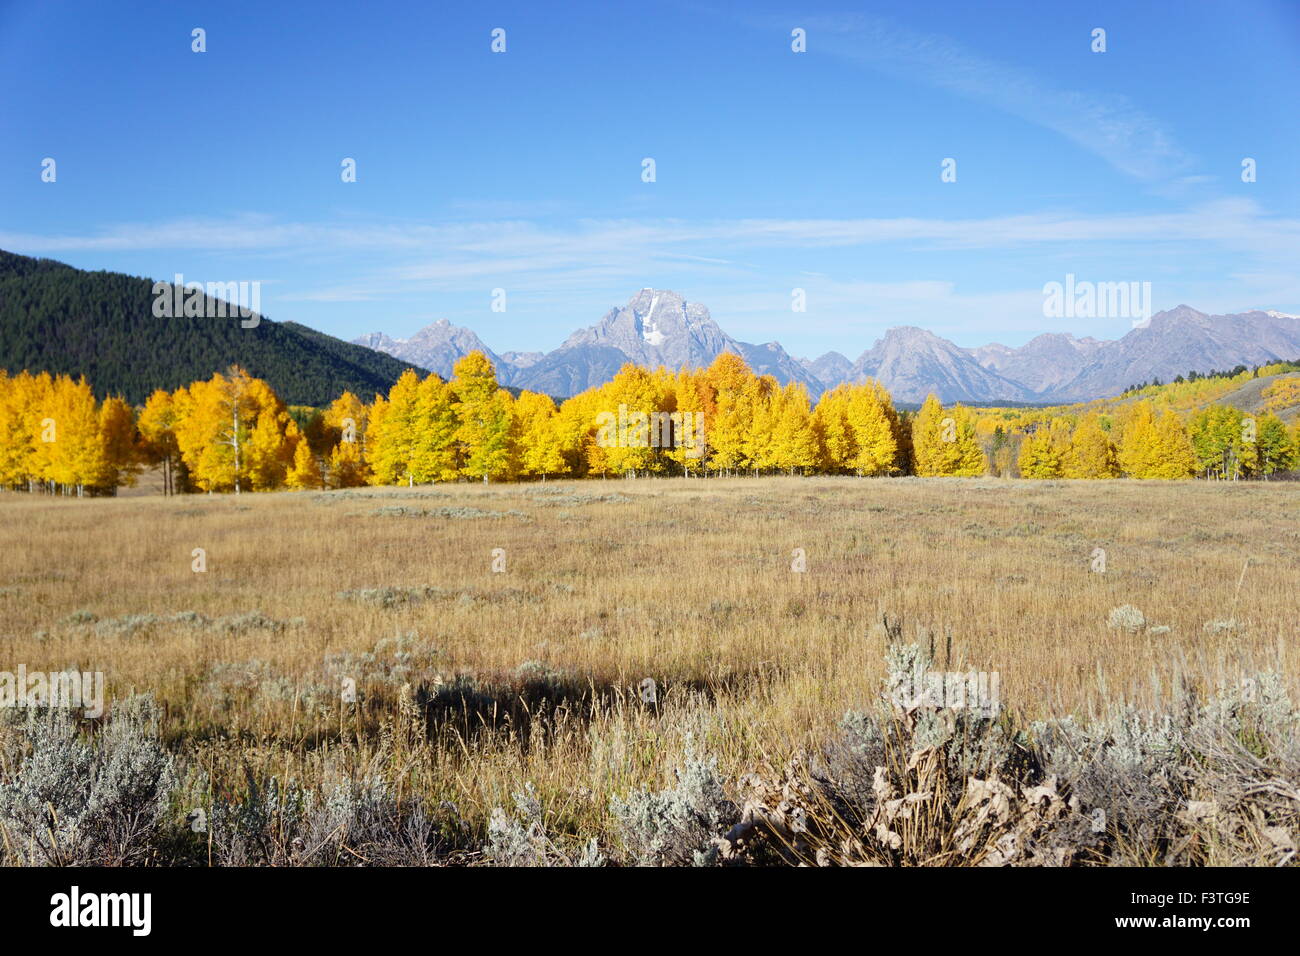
[0,250,425,405]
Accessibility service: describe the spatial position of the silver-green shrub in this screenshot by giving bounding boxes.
[0,695,176,866]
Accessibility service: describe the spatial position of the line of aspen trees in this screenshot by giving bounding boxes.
[1,351,1298,496]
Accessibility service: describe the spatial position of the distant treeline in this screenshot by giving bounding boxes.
[2,351,1298,496]
[1120,357,1300,396]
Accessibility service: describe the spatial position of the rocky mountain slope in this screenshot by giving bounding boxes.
[352,293,1300,404]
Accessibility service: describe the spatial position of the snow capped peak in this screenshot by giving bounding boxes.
[1265,310,1300,320]
[639,292,666,345]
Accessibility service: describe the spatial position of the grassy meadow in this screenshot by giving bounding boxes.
[1,476,1297,865]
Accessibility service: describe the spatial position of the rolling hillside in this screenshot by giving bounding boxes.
[978,360,1300,425]
[0,250,423,405]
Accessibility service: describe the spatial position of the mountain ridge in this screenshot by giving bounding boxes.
[4,250,1295,407]
[354,290,1300,404]
[0,249,424,405]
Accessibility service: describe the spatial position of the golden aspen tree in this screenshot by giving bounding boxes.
[766,382,817,474]
[27,378,57,491]
[752,380,783,474]
[1063,413,1118,478]
[25,372,59,491]
[600,364,666,476]
[1018,418,1071,478]
[0,371,37,489]
[286,433,325,490]
[246,412,295,491]
[947,406,988,476]
[845,381,899,476]
[515,390,567,479]
[578,394,614,477]
[411,374,459,483]
[1117,401,1159,478]
[216,367,263,494]
[1017,427,1053,478]
[1188,405,1256,479]
[172,367,270,493]
[325,391,368,434]
[138,389,182,494]
[366,370,420,485]
[1253,412,1297,476]
[323,391,371,486]
[910,394,948,476]
[1149,409,1197,479]
[812,384,854,473]
[552,388,603,478]
[361,394,388,484]
[1262,377,1300,414]
[742,375,778,475]
[464,388,518,482]
[653,365,692,464]
[705,352,757,474]
[913,397,985,476]
[451,351,516,481]
[42,376,105,496]
[663,368,712,476]
[96,396,140,490]
[872,380,909,474]
[214,367,258,493]
[328,440,367,488]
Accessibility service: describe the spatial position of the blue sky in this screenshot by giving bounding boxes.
[1,0,1298,359]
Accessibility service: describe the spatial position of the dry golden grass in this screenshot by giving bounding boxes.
[1,476,1296,844]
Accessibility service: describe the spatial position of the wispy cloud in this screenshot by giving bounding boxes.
[778,14,1192,182]
[4,201,1295,345]
[4,199,1294,263]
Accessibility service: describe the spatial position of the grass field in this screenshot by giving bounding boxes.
[1,477,1297,865]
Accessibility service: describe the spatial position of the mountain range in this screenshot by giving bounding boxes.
[2,247,1295,408]
[354,290,1300,404]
